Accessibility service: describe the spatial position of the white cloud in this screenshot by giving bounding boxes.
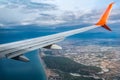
[0,5,40,25]
[0,0,119,27]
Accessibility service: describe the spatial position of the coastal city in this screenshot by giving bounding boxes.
[63,45,120,77]
[40,43,120,80]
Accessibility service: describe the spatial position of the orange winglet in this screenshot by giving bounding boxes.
[95,2,114,31]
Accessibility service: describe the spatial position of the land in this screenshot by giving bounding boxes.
[60,45,120,80]
[42,55,102,80]
[40,43,120,80]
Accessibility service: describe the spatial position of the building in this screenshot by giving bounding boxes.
[48,75,62,80]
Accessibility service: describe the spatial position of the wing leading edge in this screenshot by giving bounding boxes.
[0,3,114,62]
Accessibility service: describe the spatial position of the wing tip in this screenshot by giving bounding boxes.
[95,2,114,31]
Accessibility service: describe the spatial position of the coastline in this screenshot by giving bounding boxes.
[37,50,48,80]
[38,51,58,80]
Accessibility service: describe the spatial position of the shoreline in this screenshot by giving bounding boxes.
[38,52,59,80]
[37,51,48,80]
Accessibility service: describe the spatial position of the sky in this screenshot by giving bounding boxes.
[0,0,120,27]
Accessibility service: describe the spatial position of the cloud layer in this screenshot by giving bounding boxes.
[0,0,120,27]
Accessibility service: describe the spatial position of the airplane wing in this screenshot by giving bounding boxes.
[0,3,114,62]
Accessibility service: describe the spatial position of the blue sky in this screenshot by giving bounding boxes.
[0,0,120,27]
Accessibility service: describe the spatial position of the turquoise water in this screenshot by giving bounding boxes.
[0,51,47,80]
[0,29,49,80]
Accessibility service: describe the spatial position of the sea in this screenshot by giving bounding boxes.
[0,26,53,80]
[0,24,120,80]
